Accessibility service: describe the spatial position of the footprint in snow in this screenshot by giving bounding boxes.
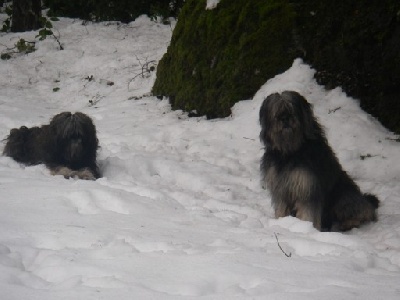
[67,189,130,215]
[0,244,24,270]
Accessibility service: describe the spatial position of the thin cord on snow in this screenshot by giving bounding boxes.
[274,232,291,258]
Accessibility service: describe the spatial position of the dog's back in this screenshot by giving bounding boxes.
[3,126,45,165]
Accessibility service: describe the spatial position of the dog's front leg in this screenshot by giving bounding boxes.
[295,200,322,231]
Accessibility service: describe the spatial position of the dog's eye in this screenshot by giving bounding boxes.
[70,134,81,140]
[71,137,82,144]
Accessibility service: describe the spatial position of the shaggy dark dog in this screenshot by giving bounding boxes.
[3,112,100,180]
[259,91,379,231]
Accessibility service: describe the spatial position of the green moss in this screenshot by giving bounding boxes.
[154,0,400,133]
[153,0,297,118]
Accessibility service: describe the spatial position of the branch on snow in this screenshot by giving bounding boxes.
[274,232,292,258]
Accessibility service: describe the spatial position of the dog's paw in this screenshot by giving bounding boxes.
[337,219,362,231]
[73,168,97,180]
[50,166,96,180]
[50,166,74,178]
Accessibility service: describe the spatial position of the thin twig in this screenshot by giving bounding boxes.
[328,106,341,114]
[52,28,64,50]
[128,55,157,90]
[274,232,291,258]
[0,42,13,51]
[386,137,400,142]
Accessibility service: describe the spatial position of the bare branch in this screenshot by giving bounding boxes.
[128,55,157,90]
[274,232,291,258]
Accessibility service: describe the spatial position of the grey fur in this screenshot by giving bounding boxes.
[259,91,379,231]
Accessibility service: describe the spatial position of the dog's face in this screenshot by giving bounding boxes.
[259,91,317,154]
[49,112,98,165]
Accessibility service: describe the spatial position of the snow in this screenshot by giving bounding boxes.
[206,0,221,10]
[0,14,400,300]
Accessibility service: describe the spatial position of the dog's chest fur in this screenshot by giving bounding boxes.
[263,157,314,205]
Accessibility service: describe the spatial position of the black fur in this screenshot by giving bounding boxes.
[259,91,379,231]
[3,112,100,180]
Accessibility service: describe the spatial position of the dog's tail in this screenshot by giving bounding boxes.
[364,193,380,209]
[333,191,380,231]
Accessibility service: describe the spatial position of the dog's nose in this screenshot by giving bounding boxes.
[71,138,82,146]
[281,115,289,123]
[279,114,291,129]
[69,138,83,157]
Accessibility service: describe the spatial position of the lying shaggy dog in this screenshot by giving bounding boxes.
[3,112,100,180]
[259,91,379,231]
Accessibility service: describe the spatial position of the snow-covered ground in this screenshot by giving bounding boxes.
[0,14,399,300]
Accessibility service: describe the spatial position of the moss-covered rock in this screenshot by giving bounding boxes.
[153,0,297,118]
[296,0,400,134]
[153,0,400,134]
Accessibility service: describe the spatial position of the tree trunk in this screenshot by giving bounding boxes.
[11,0,41,32]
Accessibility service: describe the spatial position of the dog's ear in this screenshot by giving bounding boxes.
[295,94,321,139]
[259,100,267,144]
[259,97,268,125]
[259,95,275,145]
[260,93,280,125]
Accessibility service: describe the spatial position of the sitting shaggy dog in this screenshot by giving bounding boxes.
[3,112,100,180]
[259,91,379,231]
